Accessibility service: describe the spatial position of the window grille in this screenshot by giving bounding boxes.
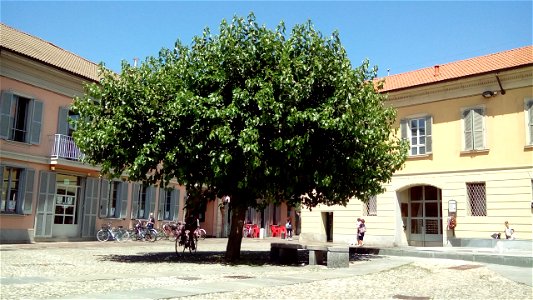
[467,183,486,216]
[363,195,377,216]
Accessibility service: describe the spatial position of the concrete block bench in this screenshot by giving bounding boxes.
[270,242,306,265]
[307,244,350,268]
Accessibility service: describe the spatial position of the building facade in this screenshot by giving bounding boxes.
[1,24,293,243]
[299,46,533,246]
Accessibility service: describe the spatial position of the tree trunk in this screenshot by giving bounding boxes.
[225,204,246,262]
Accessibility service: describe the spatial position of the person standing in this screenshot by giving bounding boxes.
[350,218,362,246]
[357,218,366,247]
[504,221,515,240]
[285,218,293,240]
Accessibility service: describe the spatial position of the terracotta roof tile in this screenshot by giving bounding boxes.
[1,23,100,82]
[380,45,533,92]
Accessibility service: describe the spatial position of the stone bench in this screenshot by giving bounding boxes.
[270,242,306,265]
[307,244,350,268]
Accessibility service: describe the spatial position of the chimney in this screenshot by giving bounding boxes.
[434,65,440,77]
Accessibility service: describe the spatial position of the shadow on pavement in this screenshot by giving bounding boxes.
[97,250,281,266]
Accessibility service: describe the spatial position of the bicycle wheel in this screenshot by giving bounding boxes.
[145,229,157,242]
[115,228,129,242]
[192,235,198,253]
[96,229,110,242]
[198,229,206,240]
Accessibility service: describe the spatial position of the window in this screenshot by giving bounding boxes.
[400,116,432,156]
[132,184,154,219]
[99,180,127,218]
[58,107,79,137]
[0,91,43,144]
[1,165,34,214]
[158,187,179,221]
[462,108,485,150]
[363,195,377,216]
[526,99,533,145]
[467,182,486,216]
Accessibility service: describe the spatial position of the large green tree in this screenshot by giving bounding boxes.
[72,14,408,261]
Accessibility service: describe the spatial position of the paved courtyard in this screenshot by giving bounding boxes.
[1,238,531,299]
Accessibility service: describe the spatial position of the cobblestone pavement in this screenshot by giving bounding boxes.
[1,238,531,300]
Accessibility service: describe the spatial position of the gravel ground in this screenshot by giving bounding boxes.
[1,238,531,300]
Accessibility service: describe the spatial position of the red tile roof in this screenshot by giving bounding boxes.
[1,23,100,82]
[380,45,533,92]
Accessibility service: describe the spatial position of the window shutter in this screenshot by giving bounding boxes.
[158,188,165,221]
[148,186,156,219]
[172,189,180,221]
[99,179,109,217]
[527,100,533,145]
[120,182,128,218]
[29,100,43,144]
[400,119,407,140]
[473,108,484,149]
[57,107,69,136]
[22,168,35,214]
[131,183,140,219]
[463,110,473,150]
[425,116,432,153]
[0,91,14,139]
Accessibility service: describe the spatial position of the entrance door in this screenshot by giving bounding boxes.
[404,185,443,246]
[52,174,81,238]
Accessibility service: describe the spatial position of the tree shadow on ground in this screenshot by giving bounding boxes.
[97,250,282,266]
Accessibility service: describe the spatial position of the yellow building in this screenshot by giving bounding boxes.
[300,46,533,246]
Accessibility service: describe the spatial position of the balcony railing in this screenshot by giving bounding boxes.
[50,134,85,161]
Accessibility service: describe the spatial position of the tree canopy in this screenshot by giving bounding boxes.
[72,14,408,260]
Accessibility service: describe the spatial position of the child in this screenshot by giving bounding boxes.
[357,219,366,246]
[285,218,293,240]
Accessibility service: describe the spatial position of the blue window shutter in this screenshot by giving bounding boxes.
[120,182,128,218]
[29,100,43,144]
[425,116,432,153]
[131,183,140,219]
[0,91,14,139]
[57,107,69,136]
[172,189,180,221]
[148,186,156,218]
[158,188,165,221]
[22,168,35,214]
[99,179,109,217]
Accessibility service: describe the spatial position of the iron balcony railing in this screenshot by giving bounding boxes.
[50,134,85,161]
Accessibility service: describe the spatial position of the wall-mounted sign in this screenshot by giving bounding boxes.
[448,200,457,213]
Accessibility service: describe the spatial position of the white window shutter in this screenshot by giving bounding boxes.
[99,179,109,217]
[425,116,432,153]
[463,110,473,150]
[120,182,128,218]
[473,108,484,149]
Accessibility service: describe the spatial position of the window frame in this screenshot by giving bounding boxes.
[0,164,34,215]
[461,106,486,151]
[525,98,533,146]
[400,114,433,157]
[362,195,377,216]
[0,91,43,144]
[466,182,487,217]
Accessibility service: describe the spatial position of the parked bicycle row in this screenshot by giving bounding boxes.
[95,219,207,249]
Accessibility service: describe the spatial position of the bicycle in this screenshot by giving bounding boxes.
[129,220,157,242]
[96,222,129,242]
[195,227,207,240]
[174,222,197,255]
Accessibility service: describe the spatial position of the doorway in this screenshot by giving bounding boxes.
[401,185,443,246]
[323,212,333,242]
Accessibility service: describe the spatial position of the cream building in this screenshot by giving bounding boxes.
[300,46,533,247]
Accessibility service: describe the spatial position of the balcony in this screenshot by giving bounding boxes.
[50,134,85,161]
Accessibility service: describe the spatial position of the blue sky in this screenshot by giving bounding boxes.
[1,1,531,77]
